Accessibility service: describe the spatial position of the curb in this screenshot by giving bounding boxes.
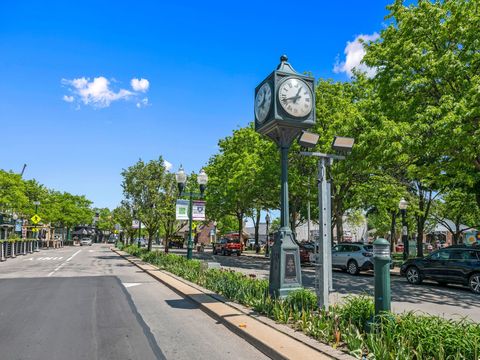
[112,248,355,360]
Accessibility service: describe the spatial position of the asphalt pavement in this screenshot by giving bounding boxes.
[0,245,269,360]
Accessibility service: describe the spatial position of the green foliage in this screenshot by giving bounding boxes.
[205,124,278,238]
[121,157,170,250]
[122,246,479,358]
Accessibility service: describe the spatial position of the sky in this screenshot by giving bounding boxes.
[0,0,392,210]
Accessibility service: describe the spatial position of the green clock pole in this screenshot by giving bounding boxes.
[255,56,315,298]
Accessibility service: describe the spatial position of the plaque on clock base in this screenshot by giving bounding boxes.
[269,227,303,298]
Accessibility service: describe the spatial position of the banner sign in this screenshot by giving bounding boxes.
[132,220,140,229]
[176,200,190,220]
[192,200,206,221]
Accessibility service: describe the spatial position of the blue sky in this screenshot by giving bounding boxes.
[0,0,391,209]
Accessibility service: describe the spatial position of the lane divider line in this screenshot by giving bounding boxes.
[47,250,81,277]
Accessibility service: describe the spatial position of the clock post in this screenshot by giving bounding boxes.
[254,55,315,298]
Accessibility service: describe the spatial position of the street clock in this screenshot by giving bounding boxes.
[254,55,315,146]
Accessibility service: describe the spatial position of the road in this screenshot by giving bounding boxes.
[183,248,480,322]
[0,245,269,360]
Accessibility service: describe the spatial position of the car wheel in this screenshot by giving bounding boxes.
[469,273,480,294]
[237,252,241,256]
[222,249,226,256]
[406,266,422,285]
[347,260,359,275]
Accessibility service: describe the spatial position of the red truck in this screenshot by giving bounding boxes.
[212,238,242,256]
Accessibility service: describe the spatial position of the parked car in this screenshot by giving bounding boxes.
[80,237,93,246]
[332,242,374,275]
[299,242,315,263]
[212,238,242,256]
[400,245,480,294]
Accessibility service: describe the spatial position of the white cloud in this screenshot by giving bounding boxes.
[131,78,149,92]
[333,33,379,78]
[163,160,173,171]
[62,76,151,109]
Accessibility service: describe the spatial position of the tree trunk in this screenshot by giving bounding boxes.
[417,220,424,258]
[237,212,244,247]
[335,211,344,242]
[147,231,153,251]
[390,211,396,253]
[254,209,260,253]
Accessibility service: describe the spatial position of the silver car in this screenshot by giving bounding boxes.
[332,242,374,275]
[80,237,93,246]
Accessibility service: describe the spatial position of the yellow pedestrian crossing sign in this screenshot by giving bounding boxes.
[31,214,41,224]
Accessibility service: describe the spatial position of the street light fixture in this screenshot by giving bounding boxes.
[176,166,208,260]
[399,198,409,260]
[331,136,355,153]
[300,135,354,309]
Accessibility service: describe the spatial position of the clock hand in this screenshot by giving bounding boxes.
[293,87,303,103]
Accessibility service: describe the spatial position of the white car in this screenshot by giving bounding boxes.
[80,238,93,246]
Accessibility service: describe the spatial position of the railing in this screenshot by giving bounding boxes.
[0,239,63,262]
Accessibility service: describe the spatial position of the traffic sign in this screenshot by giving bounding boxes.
[31,227,39,232]
[31,214,41,224]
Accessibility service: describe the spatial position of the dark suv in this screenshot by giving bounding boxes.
[400,245,480,294]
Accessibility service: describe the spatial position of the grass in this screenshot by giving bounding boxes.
[119,243,480,359]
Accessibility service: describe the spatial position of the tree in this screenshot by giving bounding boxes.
[206,125,278,246]
[158,172,186,253]
[121,157,169,251]
[112,201,137,244]
[364,0,480,255]
[95,207,115,242]
[0,170,28,214]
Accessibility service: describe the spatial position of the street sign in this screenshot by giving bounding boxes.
[176,200,189,220]
[132,220,140,229]
[192,200,206,221]
[31,214,41,224]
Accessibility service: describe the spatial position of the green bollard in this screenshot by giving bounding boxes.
[373,238,391,315]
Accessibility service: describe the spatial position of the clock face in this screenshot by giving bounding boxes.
[278,78,313,118]
[255,82,272,123]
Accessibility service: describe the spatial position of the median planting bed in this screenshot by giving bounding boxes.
[120,244,480,359]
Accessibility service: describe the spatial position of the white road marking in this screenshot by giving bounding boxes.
[122,283,142,288]
[47,250,81,277]
[88,250,94,253]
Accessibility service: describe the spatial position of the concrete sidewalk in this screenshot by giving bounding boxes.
[112,248,354,360]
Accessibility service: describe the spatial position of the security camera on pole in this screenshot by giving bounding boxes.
[254,55,315,298]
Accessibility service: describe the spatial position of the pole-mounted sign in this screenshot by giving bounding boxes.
[255,55,315,298]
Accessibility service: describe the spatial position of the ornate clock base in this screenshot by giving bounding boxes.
[269,227,303,298]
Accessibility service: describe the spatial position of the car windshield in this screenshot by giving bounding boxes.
[363,245,373,251]
[227,239,240,243]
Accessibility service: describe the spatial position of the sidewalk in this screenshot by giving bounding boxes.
[112,248,355,360]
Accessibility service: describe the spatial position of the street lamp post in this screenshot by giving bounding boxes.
[265,213,270,258]
[176,166,208,260]
[33,201,40,252]
[399,198,409,261]
[300,136,354,309]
